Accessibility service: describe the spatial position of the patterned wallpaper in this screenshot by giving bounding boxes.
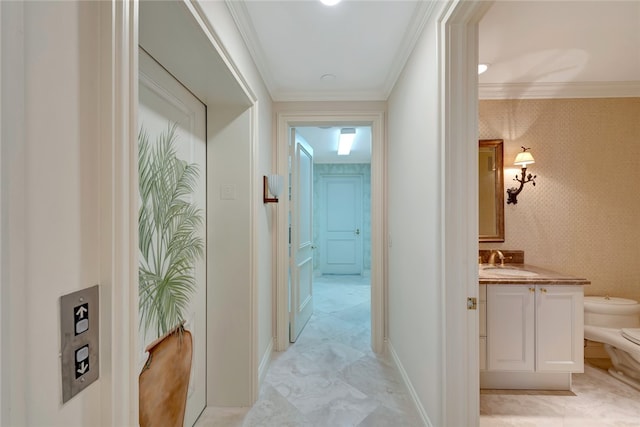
[479,98,640,302]
[313,163,371,273]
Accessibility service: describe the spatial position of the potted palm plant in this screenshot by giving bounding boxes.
[137,123,204,426]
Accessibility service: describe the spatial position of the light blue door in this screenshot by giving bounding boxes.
[320,175,363,275]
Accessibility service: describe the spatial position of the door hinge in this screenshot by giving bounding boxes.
[467,297,477,310]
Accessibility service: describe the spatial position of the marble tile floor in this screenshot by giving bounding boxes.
[196,275,640,427]
[195,274,424,427]
[480,360,640,427]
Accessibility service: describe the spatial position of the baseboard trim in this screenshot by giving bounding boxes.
[480,371,572,390]
[258,338,273,387]
[387,340,433,427]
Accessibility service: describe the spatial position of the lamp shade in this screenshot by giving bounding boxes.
[267,174,283,198]
[513,151,535,167]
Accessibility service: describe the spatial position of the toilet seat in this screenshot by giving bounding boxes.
[622,328,640,346]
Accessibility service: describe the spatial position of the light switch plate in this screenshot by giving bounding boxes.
[220,184,237,200]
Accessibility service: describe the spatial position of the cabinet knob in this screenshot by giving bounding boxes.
[540,288,547,293]
[529,288,535,293]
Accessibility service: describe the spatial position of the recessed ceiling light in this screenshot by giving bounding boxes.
[478,63,489,75]
[320,0,341,5]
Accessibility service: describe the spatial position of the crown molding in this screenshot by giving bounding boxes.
[381,0,437,98]
[225,0,277,95]
[479,81,640,100]
[270,89,388,103]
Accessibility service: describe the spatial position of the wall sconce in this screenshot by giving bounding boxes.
[263,174,283,204]
[506,146,536,205]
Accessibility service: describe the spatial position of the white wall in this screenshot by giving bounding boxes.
[0,2,26,423]
[0,0,277,423]
[207,107,254,405]
[0,2,3,419]
[386,3,447,425]
[196,0,276,402]
[2,1,104,424]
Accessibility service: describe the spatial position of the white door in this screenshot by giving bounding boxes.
[139,49,206,426]
[320,175,363,275]
[290,129,314,343]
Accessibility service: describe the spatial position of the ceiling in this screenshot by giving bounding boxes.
[227,0,431,101]
[227,0,640,161]
[228,0,640,103]
[478,1,640,99]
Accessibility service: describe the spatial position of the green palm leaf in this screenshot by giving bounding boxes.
[138,123,204,338]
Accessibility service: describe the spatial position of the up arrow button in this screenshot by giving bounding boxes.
[75,305,88,319]
[74,303,89,335]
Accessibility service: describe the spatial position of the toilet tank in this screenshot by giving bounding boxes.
[584,296,640,328]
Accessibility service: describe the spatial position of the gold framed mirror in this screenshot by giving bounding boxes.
[479,139,504,242]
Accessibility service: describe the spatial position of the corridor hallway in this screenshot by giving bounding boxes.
[196,275,423,426]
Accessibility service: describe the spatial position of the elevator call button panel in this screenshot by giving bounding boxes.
[60,285,99,403]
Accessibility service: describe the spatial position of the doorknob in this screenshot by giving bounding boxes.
[355,228,360,235]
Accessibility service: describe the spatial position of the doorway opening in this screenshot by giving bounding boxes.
[289,126,373,344]
[275,111,385,354]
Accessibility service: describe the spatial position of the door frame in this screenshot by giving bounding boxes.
[275,111,386,353]
[101,0,258,423]
[438,1,492,425]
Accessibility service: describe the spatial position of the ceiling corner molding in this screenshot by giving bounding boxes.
[479,81,640,100]
[381,0,437,98]
[225,0,277,96]
[272,89,387,103]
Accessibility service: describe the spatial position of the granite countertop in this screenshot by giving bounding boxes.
[479,263,590,285]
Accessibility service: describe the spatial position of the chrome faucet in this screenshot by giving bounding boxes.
[488,250,505,266]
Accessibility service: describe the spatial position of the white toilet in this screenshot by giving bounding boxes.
[584,296,640,390]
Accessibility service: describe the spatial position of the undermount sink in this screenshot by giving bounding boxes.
[481,267,540,278]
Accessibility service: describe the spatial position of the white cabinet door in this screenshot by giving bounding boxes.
[487,285,535,372]
[536,286,584,373]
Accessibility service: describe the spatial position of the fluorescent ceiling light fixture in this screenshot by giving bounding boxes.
[478,63,489,74]
[338,128,356,155]
[320,0,341,5]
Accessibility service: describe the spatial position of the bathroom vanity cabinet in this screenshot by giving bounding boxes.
[479,265,589,390]
[487,284,584,372]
